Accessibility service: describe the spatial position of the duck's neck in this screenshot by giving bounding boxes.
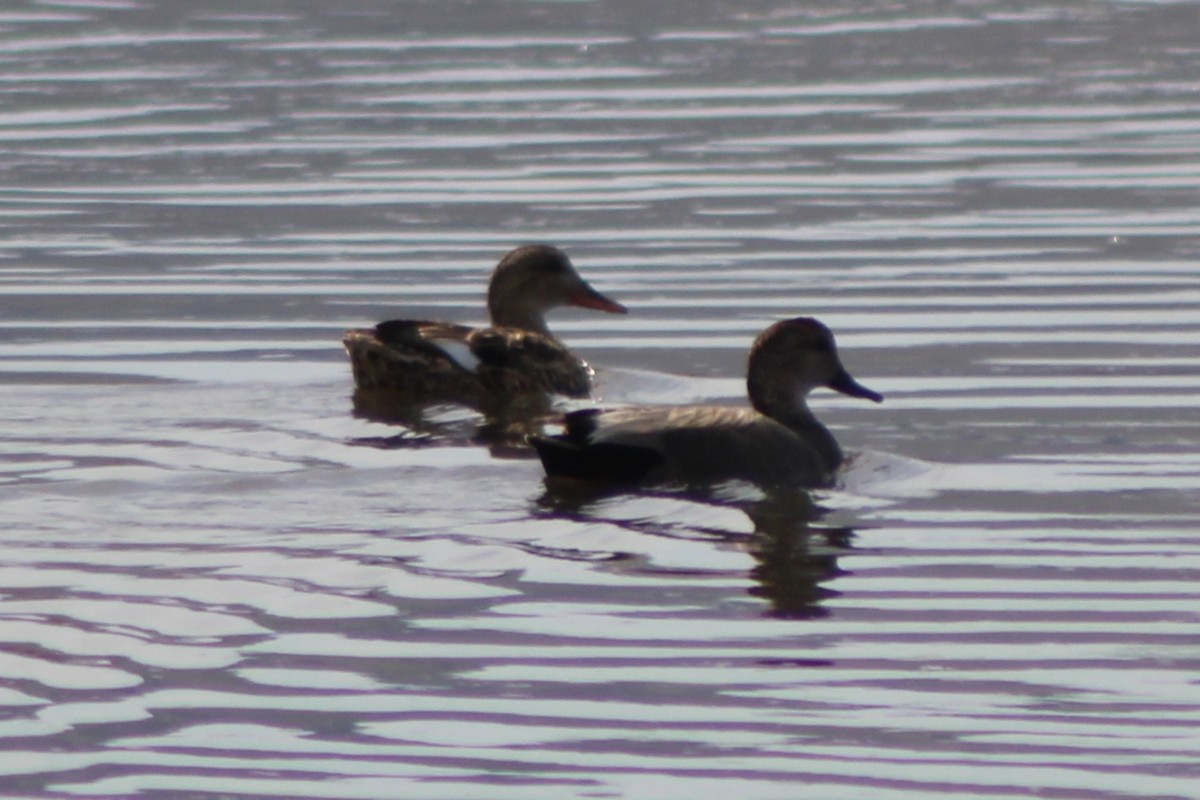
[750,386,843,470]
[488,299,551,335]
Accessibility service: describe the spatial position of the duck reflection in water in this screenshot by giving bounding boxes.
[532,316,882,618]
[344,244,627,445]
[348,392,559,456]
[537,481,855,620]
[743,492,855,620]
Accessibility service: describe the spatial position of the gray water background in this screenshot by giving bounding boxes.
[2,1,1200,797]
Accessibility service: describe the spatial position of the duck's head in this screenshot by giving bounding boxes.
[747,317,882,418]
[487,245,627,333]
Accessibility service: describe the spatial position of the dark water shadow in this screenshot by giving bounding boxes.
[535,479,855,620]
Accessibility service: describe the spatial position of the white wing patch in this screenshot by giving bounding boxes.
[433,339,481,373]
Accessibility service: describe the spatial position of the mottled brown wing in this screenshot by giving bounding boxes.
[343,320,483,396]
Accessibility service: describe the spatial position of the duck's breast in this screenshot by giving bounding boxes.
[470,327,592,397]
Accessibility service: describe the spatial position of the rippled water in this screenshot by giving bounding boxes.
[3,1,1200,797]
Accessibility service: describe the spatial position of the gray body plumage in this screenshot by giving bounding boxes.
[531,317,882,490]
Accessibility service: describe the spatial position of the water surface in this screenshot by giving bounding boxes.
[2,1,1200,798]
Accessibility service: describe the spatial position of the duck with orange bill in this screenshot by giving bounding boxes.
[344,244,627,410]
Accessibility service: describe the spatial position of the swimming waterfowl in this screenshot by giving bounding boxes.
[530,317,882,489]
[344,245,627,408]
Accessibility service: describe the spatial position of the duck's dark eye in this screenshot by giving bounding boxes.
[813,335,834,353]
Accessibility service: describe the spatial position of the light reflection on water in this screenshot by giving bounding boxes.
[2,0,1200,797]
